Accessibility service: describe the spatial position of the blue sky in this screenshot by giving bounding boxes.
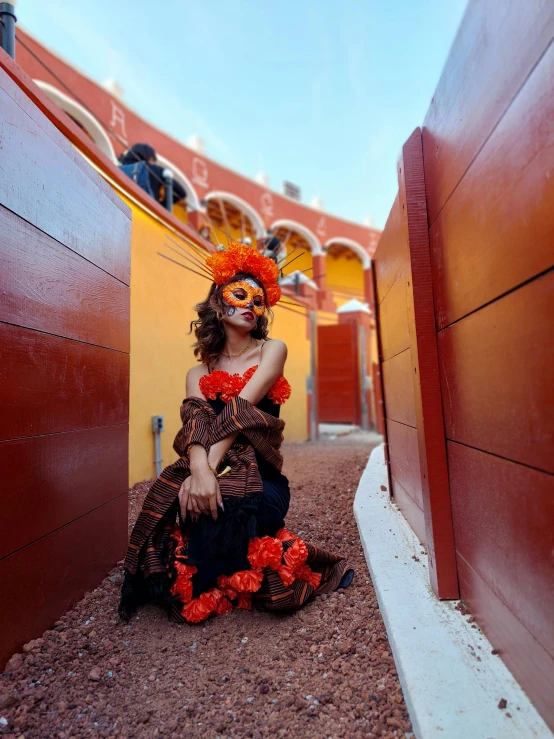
[18,0,468,229]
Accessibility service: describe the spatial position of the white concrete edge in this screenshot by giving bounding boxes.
[353,444,552,739]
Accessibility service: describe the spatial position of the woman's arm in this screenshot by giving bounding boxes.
[181,366,222,519]
[207,340,287,468]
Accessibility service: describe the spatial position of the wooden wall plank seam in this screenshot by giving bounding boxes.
[398,128,458,599]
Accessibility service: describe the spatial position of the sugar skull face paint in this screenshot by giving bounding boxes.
[222,278,266,317]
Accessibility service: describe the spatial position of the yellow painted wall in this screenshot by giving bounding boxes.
[125,199,308,485]
[326,253,364,292]
[282,246,313,276]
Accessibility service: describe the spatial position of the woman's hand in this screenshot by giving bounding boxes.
[179,466,223,521]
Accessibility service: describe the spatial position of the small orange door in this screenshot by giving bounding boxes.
[316,323,361,424]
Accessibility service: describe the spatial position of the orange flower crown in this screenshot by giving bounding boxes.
[205,242,282,307]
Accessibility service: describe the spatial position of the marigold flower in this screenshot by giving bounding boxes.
[248,536,283,570]
[199,588,223,611]
[275,528,296,543]
[174,561,197,578]
[219,373,244,403]
[182,597,212,623]
[171,575,193,603]
[294,564,322,590]
[229,568,264,593]
[223,586,239,601]
[216,574,231,589]
[276,565,295,587]
[215,596,233,615]
[267,376,292,405]
[284,539,309,568]
[205,242,281,306]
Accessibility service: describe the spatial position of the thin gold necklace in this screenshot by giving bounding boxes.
[221,338,254,359]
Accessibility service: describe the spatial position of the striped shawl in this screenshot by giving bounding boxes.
[124,396,285,578]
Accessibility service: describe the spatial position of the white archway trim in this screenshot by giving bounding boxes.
[205,191,266,238]
[325,237,371,269]
[34,80,117,163]
[270,219,323,256]
[156,155,200,211]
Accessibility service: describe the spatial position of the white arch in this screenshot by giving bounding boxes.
[324,237,371,269]
[156,154,200,211]
[34,80,117,162]
[270,219,323,256]
[205,191,266,238]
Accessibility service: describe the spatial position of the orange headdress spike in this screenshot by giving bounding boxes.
[205,242,282,307]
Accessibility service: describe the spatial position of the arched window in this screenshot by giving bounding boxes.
[34,80,117,162]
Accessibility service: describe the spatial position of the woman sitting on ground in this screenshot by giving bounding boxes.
[119,243,353,624]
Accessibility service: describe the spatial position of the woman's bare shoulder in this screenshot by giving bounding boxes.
[262,338,287,361]
[186,363,209,383]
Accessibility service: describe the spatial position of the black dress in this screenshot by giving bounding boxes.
[207,394,290,537]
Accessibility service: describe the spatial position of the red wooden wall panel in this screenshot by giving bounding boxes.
[438,272,554,474]
[0,206,130,352]
[386,420,423,510]
[0,71,130,284]
[0,425,128,559]
[0,495,128,667]
[429,43,554,329]
[372,1,554,726]
[448,442,554,658]
[0,323,129,441]
[374,198,411,361]
[422,0,554,225]
[0,61,130,668]
[373,196,405,301]
[391,477,426,546]
[456,554,554,730]
[317,323,360,424]
[381,349,416,427]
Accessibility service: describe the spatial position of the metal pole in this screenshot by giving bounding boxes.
[0,2,17,59]
[162,169,173,213]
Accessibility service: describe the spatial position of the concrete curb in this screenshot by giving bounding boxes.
[353,444,552,739]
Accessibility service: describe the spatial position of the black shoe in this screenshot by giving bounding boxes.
[338,568,354,589]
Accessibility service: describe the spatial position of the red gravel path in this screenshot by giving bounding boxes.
[0,436,412,738]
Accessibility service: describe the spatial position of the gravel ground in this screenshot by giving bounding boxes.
[0,435,412,738]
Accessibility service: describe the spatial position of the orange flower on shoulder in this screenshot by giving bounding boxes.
[229,568,264,593]
[294,564,322,590]
[276,565,295,587]
[267,376,291,405]
[171,575,193,603]
[199,371,227,400]
[284,539,308,568]
[275,528,296,543]
[182,597,211,623]
[242,365,258,383]
[219,373,243,402]
[236,593,252,610]
[247,536,283,570]
[215,596,233,615]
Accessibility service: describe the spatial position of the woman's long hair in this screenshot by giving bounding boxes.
[190,272,273,368]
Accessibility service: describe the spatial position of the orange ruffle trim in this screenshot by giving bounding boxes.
[206,242,281,306]
[199,365,291,405]
[169,528,321,624]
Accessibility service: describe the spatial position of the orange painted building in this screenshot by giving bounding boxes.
[15,29,380,315]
